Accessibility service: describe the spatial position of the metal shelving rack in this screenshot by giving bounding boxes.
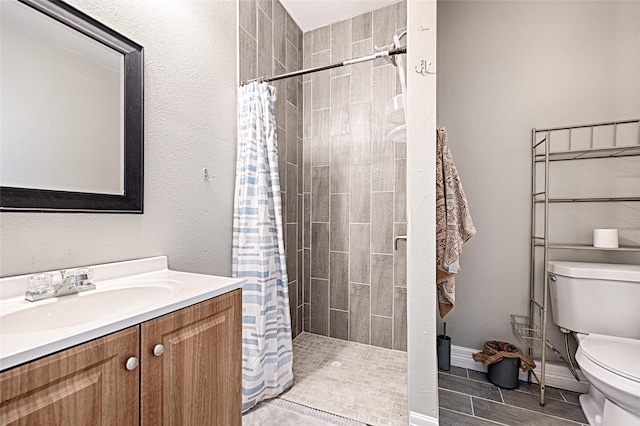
[513,119,640,406]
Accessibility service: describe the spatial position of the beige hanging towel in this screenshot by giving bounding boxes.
[436,127,476,318]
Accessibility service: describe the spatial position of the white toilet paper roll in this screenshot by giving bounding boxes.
[593,229,619,248]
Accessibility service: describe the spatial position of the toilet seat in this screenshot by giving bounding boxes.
[579,334,640,383]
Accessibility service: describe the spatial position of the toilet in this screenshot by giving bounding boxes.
[548,261,640,426]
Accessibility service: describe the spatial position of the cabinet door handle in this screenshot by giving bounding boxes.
[153,344,165,357]
[125,357,139,371]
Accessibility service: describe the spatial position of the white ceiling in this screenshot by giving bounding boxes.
[279,0,398,32]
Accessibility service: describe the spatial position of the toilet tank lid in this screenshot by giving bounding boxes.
[548,261,640,282]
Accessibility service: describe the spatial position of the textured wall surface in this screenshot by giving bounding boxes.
[437,0,640,352]
[407,0,438,420]
[238,0,304,338]
[0,0,238,278]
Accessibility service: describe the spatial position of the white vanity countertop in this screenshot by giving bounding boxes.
[0,257,244,372]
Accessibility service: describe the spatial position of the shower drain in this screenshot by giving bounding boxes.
[331,361,341,367]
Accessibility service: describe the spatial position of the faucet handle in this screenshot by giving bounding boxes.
[27,273,54,294]
[70,268,95,288]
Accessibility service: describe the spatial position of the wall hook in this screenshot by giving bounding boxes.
[203,168,215,181]
[415,59,436,76]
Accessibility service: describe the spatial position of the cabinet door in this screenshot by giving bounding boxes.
[0,326,139,426]
[141,289,241,426]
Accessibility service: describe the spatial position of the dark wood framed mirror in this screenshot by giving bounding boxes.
[0,0,143,213]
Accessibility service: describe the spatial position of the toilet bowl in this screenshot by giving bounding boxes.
[575,333,640,426]
[548,261,640,426]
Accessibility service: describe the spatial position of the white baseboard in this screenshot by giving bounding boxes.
[409,411,439,426]
[450,344,589,394]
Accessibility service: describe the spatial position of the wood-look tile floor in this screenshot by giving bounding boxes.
[439,367,588,426]
[283,333,588,426]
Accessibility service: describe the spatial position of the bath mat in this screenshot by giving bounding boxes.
[242,397,369,426]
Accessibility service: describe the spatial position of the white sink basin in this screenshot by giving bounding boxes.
[0,280,185,334]
[0,256,244,372]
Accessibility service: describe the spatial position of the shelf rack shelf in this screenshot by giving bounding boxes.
[520,118,640,406]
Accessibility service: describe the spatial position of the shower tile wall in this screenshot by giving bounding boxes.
[238,0,304,338]
[303,1,408,350]
[238,0,407,350]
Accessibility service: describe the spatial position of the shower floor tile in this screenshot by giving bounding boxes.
[283,333,587,426]
[281,332,409,426]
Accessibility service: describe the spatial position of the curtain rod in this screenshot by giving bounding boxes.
[242,46,407,86]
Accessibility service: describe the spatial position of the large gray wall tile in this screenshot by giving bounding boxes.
[349,224,370,283]
[303,137,311,192]
[349,283,371,344]
[371,315,392,349]
[330,135,351,194]
[312,166,330,222]
[303,302,310,331]
[351,12,372,42]
[239,28,257,83]
[349,163,371,223]
[393,287,407,350]
[286,163,298,223]
[285,11,298,46]
[312,109,330,165]
[331,75,351,136]
[303,32,312,81]
[303,248,310,303]
[351,39,373,103]
[311,222,329,279]
[286,41,298,106]
[312,25,330,53]
[257,0,271,19]
[303,82,312,138]
[330,19,351,77]
[286,223,297,280]
[330,194,349,251]
[371,192,393,254]
[311,51,331,110]
[297,249,303,305]
[395,0,407,30]
[395,159,406,222]
[371,65,396,191]
[272,0,286,65]
[288,280,297,335]
[239,0,256,38]
[330,309,349,340]
[303,193,311,248]
[310,278,329,335]
[371,254,393,316]
[350,102,372,163]
[329,251,349,310]
[257,9,273,78]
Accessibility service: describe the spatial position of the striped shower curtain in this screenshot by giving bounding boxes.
[232,82,294,411]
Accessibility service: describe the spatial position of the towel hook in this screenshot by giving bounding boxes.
[203,168,215,181]
[415,59,436,76]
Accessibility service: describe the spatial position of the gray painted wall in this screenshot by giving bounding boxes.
[0,0,238,278]
[436,1,640,352]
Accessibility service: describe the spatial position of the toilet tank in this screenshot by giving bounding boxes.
[548,261,640,339]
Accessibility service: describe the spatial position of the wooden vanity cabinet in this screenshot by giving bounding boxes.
[0,326,139,425]
[0,289,241,426]
[141,289,242,426]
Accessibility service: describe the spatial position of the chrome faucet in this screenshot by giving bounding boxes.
[25,268,96,302]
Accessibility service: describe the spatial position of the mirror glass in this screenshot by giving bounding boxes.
[0,0,143,212]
